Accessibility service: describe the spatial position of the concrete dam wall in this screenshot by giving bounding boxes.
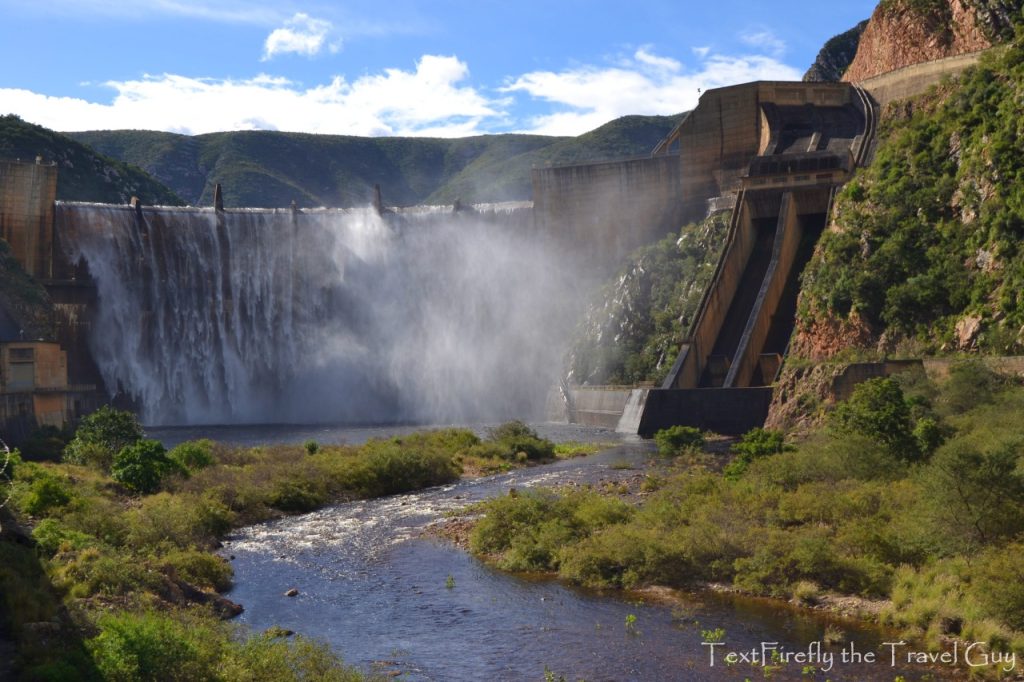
[52,200,586,425]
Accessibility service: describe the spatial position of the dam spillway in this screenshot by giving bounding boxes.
[53,201,574,426]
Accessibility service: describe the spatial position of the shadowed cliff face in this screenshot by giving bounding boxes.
[804,20,870,82]
[56,204,587,426]
[843,0,1022,82]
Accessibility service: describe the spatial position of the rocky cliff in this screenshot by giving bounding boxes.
[804,20,869,82]
[843,0,1021,82]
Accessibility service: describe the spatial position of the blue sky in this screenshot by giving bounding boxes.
[0,0,877,137]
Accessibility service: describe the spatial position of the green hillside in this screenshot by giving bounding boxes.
[70,113,685,208]
[795,37,1024,357]
[0,115,182,206]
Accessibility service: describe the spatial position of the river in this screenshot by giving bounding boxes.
[149,423,957,681]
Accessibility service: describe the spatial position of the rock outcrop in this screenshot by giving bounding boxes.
[804,20,870,82]
[843,0,1022,82]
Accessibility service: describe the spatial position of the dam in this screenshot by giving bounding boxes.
[0,59,980,438]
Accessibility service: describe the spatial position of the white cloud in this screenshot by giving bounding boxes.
[740,29,786,56]
[0,56,501,137]
[263,12,338,60]
[503,48,802,136]
[634,48,681,72]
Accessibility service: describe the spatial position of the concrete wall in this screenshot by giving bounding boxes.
[676,82,853,218]
[663,191,759,389]
[567,386,634,429]
[0,161,57,278]
[532,154,681,269]
[858,50,985,107]
[725,193,799,387]
[635,387,773,437]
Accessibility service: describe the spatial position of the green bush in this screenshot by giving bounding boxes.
[30,519,95,557]
[470,489,633,572]
[724,428,789,479]
[303,440,320,455]
[972,543,1024,631]
[654,425,705,455]
[111,440,182,494]
[486,421,555,461]
[168,439,215,471]
[269,479,327,513]
[64,406,144,471]
[21,473,73,516]
[938,360,1003,415]
[160,549,233,592]
[88,611,222,681]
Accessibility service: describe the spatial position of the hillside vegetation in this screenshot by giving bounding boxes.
[0,116,182,206]
[794,35,1024,358]
[473,363,1024,667]
[70,113,685,208]
[567,211,731,386]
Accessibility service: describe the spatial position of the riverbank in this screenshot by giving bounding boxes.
[0,419,595,680]
[456,363,1024,679]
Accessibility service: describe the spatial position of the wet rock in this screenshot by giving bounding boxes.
[284,588,299,597]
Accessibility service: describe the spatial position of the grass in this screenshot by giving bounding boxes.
[553,441,617,459]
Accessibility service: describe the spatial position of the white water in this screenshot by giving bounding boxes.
[56,204,585,426]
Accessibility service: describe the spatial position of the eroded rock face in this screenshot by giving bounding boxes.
[789,311,876,361]
[841,0,1018,82]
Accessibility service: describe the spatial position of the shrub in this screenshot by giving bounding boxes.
[938,359,1003,415]
[64,406,144,471]
[21,474,73,516]
[269,479,326,513]
[359,444,460,496]
[724,428,789,480]
[159,549,233,592]
[111,440,182,494]
[31,519,95,557]
[971,543,1024,631]
[470,489,633,573]
[487,421,555,461]
[88,611,222,681]
[654,425,705,455]
[303,440,320,455]
[168,440,215,471]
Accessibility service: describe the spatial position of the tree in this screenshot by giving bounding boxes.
[111,440,181,494]
[920,439,1024,550]
[64,406,144,471]
[830,378,921,462]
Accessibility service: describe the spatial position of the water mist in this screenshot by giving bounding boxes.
[56,203,587,426]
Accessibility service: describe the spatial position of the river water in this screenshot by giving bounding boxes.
[152,424,957,681]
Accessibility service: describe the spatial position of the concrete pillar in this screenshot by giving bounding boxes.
[372,184,383,216]
[214,183,224,212]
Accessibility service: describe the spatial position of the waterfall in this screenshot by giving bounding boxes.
[55,203,585,426]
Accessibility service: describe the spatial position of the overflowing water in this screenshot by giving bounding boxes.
[56,203,582,426]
